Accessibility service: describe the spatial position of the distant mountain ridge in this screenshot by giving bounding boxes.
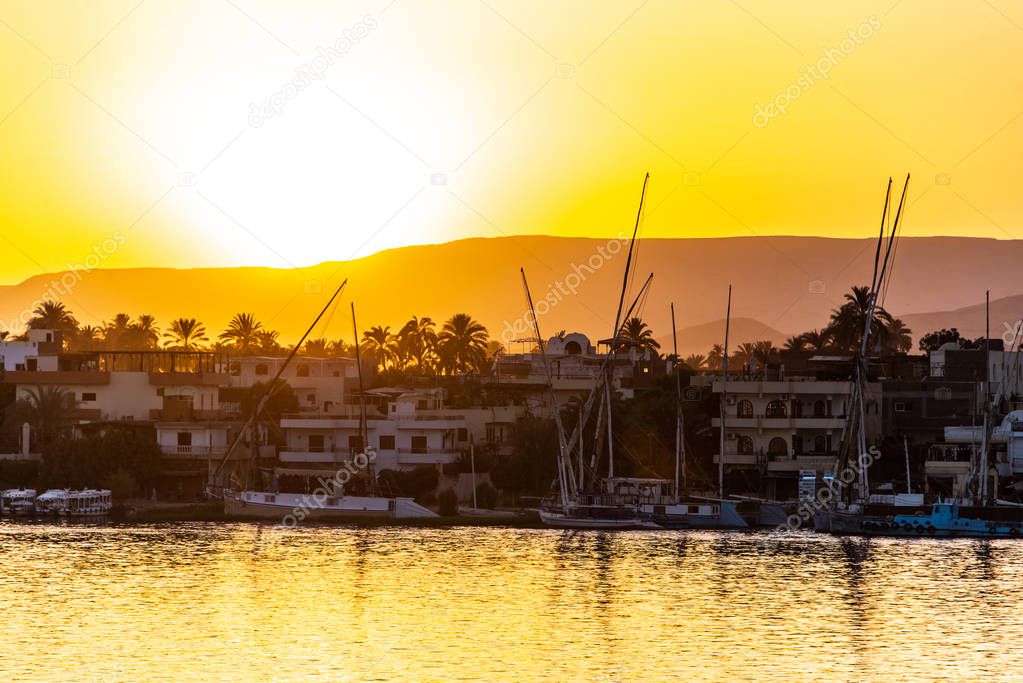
[1,235,1021,357]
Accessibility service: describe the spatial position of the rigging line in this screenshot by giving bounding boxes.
[880,176,909,311]
[210,278,348,485]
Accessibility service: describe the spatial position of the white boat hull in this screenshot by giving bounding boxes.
[225,491,437,521]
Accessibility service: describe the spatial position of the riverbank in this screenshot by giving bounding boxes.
[109,500,548,527]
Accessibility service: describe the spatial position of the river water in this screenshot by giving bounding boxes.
[2,522,1022,682]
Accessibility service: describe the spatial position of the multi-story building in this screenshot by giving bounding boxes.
[709,356,881,499]
[228,355,360,413]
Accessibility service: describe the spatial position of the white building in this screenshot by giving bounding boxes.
[229,355,359,413]
[0,329,61,371]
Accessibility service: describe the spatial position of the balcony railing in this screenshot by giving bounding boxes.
[160,445,226,459]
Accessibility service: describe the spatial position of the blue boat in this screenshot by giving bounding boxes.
[857,501,1023,538]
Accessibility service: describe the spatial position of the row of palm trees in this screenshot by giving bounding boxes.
[684,286,913,372]
[20,301,499,374]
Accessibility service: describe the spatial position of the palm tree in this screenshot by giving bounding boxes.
[684,353,706,371]
[131,314,160,349]
[706,344,724,371]
[437,313,489,374]
[7,385,74,449]
[885,318,913,353]
[828,285,894,353]
[219,313,263,354]
[303,338,330,356]
[328,338,351,356]
[163,318,208,350]
[751,340,777,366]
[104,313,133,348]
[72,325,104,351]
[783,335,808,353]
[361,325,397,370]
[801,328,833,353]
[397,316,438,373]
[617,317,660,352]
[256,329,282,355]
[28,301,78,341]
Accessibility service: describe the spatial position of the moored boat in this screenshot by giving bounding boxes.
[1,488,36,516]
[225,489,436,522]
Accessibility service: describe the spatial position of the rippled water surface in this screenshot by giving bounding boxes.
[2,522,1023,682]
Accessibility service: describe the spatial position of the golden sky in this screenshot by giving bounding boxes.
[0,0,1021,284]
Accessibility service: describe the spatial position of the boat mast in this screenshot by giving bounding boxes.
[351,303,374,492]
[209,279,348,491]
[520,268,575,509]
[719,285,731,499]
[979,290,991,503]
[671,302,685,499]
[604,173,649,489]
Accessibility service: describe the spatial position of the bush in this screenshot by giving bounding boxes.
[475,481,497,509]
[437,488,458,516]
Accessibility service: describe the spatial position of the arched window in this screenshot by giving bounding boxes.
[768,437,788,457]
[737,399,754,418]
[737,435,754,455]
[813,400,826,418]
[813,435,827,453]
[564,341,582,355]
[255,363,269,376]
[766,400,787,418]
[297,364,310,378]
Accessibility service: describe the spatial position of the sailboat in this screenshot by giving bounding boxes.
[535,175,747,530]
[216,282,436,522]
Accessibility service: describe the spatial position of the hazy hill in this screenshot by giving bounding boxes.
[901,295,1023,347]
[1,235,1021,357]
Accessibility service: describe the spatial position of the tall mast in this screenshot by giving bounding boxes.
[719,285,732,499]
[209,279,348,489]
[980,290,991,503]
[671,302,684,499]
[604,173,649,489]
[520,268,575,507]
[351,303,369,459]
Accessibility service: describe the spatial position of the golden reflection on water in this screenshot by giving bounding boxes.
[2,523,1023,682]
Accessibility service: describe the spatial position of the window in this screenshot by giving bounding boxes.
[411,436,428,453]
[297,364,310,377]
[813,435,827,453]
[417,400,428,410]
[813,400,826,418]
[306,393,316,403]
[379,435,395,450]
[737,399,753,418]
[26,358,37,371]
[348,435,364,453]
[486,425,504,443]
[308,434,325,452]
[894,401,907,413]
[935,387,952,401]
[255,363,269,376]
[177,432,192,447]
[766,400,787,418]
[768,437,788,457]
[230,362,240,376]
[737,435,754,455]
[457,428,468,442]
[81,392,97,402]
